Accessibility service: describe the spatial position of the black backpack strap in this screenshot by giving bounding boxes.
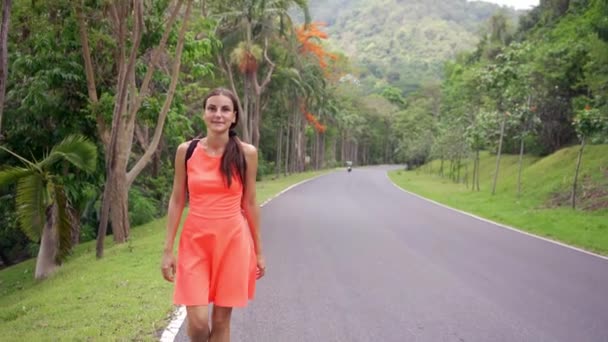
[184,139,200,198]
[185,139,200,169]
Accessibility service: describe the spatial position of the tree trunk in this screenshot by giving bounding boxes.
[219,53,247,141]
[384,121,390,163]
[126,0,191,186]
[464,160,469,189]
[449,160,453,181]
[298,114,306,171]
[35,205,59,280]
[340,133,346,163]
[320,133,325,169]
[74,0,115,146]
[275,125,282,177]
[318,133,322,168]
[492,113,507,195]
[477,150,481,191]
[242,76,251,142]
[0,0,12,139]
[251,38,275,148]
[152,147,161,178]
[472,154,477,191]
[97,0,188,255]
[109,171,130,242]
[517,135,525,197]
[285,119,291,175]
[330,136,337,166]
[571,138,585,209]
[294,113,301,171]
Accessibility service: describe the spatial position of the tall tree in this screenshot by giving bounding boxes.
[213,0,310,147]
[0,0,11,139]
[74,0,194,256]
[571,104,607,209]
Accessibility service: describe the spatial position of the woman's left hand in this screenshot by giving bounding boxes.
[256,254,266,279]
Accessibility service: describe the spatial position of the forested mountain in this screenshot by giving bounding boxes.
[391,0,608,179]
[307,0,522,92]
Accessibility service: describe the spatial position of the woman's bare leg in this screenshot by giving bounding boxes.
[210,305,233,342]
[186,305,210,342]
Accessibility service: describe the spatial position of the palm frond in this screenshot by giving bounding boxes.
[0,166,34,188]
[0,145,40,171]
[16,174,47,242]
[41,135,98,173]
[52,183,73,263]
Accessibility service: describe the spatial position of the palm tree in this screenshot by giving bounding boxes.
[0,135,97,279]
[211,0,310,147]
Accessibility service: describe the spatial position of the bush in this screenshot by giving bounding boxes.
[128,187,160,227]
[257,159,275,180]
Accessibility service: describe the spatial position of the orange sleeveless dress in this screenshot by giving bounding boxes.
[173,143,257,307]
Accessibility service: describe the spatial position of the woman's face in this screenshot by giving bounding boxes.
[203,95,236,135]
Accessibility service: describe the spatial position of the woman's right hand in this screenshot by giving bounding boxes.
[161,251,176,282]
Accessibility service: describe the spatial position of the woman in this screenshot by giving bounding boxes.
[161,88,266,341]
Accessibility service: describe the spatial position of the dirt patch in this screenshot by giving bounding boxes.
[545,175,608,211]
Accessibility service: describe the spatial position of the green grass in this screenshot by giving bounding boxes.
[389,144,608,255]
[0,170,330,341]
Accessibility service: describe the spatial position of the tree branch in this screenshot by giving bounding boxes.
[127,0,193,186]
[255,37,276,95]
[134,122,148,151]
[128,0,183,119]
[217,53,244,116]
[73,0,111,146]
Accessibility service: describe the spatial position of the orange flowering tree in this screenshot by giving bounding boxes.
[295,23,341,132]
[296,22,338,71]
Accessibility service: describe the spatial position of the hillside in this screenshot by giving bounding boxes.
[307,0,523,92]
[389,144,608,254]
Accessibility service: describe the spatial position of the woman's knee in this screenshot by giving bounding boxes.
[212,306,233,329]
[186,306,210,336]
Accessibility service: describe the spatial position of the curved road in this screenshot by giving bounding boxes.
[173,166,608,342]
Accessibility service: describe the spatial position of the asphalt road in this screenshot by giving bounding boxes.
[173,166,608,342]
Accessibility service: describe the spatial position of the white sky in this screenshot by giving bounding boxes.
[472,0,540,10]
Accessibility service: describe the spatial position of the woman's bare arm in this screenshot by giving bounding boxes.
[241,143,263,257]
[161,142,188,282]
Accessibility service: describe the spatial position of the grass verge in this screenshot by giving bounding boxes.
[388,145,608,255]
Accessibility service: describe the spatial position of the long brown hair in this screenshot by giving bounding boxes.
[202,88,247,189]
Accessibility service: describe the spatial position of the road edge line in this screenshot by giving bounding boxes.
[385,172,608,262]
[159,171,331,341]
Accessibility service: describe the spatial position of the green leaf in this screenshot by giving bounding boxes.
[0,166,34,189]
[0,146,40,171]
[16,174,47,242]
[40,135,98,173]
